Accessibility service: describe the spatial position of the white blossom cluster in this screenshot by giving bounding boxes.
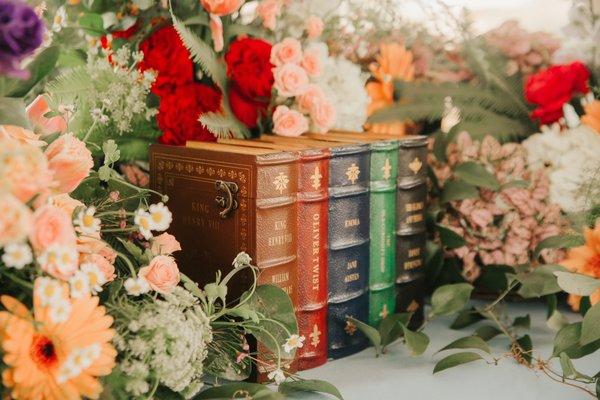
[523,124,600,213]
[113,287,213,399]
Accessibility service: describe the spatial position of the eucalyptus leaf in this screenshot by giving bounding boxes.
[348,316,381,356]
[516,264,566,298]
[79,13,106,36]
[437,336,490,354]
[516,335,533,365]
[580,302,600,346]
[279,379,344,400]
[554,271,600,296]
[431,283,474,316]
[474,325,502,341]
[580,296,592,316]
[454,161,500,190]
[433,352,483,374]
[441,180,479,203]
[512,315,530,329]
[379,313,411,346]
[437,224,466,249]
[534,235,584,259]
[546,310,569,332]
[401,325,429,356]
[0,97,30,128]
[9,46,60,97]
[450,308,484,330]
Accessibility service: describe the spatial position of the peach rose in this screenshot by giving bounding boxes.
[270,37,303,66]
[50,194,84,217]
[29,205,77,253]
[26,95,67,136]
[200,0,243,15]
[257,0,281,30]
[0,194,33,246]
[0,125,45,146]
[77,236,117,263]
[300,48,323,77]
[273,105,309,137]
[297,83,326,113]
[310,99,336,133]
[305,15,324,39]
[83,253,116,282]
[151,233,182,255]
[139,255,180,293]
[0,137,53,203]
[45,133,93,194]
[273,63,309,97]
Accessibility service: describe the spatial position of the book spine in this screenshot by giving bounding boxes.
[253,153,299,379]
[295,150,329,370]
[396,136,428,329]
[327,144,370,359]
[367,141,399,326]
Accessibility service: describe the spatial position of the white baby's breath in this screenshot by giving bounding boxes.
[2,243,33,269]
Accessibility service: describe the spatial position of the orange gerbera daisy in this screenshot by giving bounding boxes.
[560,222,600,311]
[366,42,415,135]
[581,100,600,134]
[0,280,116,400]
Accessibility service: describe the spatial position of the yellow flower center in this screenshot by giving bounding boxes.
[82,215,95,227]
[152,213,162,223]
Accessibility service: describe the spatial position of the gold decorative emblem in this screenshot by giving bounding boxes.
[344,320,357,336]
[272,172,289,194]
[382,158,392,181]
[310,166,322,190]
[407,300,420,312]
[379,304,389,319]
[408,157,423,175]
[310,323,321,347]
[345,163,360,184]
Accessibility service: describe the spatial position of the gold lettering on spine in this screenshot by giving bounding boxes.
[344,218,360,228]
[311,212,320,291]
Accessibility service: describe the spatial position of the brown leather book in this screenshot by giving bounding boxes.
[219,138,329,371]
[149,142,299,379]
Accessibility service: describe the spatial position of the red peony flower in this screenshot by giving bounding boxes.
[225,37,273,128]
[139,26,195,96]
[157,83,222,145]
[525,61,590,125]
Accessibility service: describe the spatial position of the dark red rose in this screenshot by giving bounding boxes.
[157,83,222,145]
[525,61,590,125]
[139,26,194,96]
[229,86,269,129]
[225,37,274,100]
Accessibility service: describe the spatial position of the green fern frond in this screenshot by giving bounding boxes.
[199,111,248,139]
[45,67,94,105]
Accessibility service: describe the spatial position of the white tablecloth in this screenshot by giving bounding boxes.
[296,302,599,400]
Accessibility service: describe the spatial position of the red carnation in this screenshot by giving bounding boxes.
[139,26,194,96]
[525,61,590,125]
[112,23,139,39]
[229,87,269,129]
[157,83,222,145]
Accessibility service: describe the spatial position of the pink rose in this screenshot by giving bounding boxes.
[257,0,281,30]
[200,0,243,15]
[301,48,323,77]
[49,194,84,217]
[151,233,182,255]
[297,83,326,112]
[273,63,309,97]
[310,99,336,133]
[0,125,45,146]
[45,133,93,194]
[77,236,117,263]
[270,37,303,66]
[272,105,309,137]
[83,253,116,282]
[29,205,77,252]
[0,194,33,246]
[305,15,324,39]
[26,95,67,136]
[139,255,180,293]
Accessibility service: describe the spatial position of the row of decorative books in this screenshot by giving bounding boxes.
[149,132,428,375]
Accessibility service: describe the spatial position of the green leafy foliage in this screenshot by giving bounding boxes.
[437,224,467,249]
[402,324,429,356]
[534,235,585,260]
[196,383,281,399]
[474,325,502,341]
[581,303,600,346]
[437,336,490,354]
[512,315,531,330]
[516,335,533,365]
[441,180,479,203]
[453,162,500,190]
[0,97,30,128]
[78,13,106,37]
[430,283,474,316]
[433,352,484,374]
[6,46,60,98]
[515,264,566,298]
[554,271,600,296]
[279,379,344,400]
[451,308,484,329]
[347,316,382,356]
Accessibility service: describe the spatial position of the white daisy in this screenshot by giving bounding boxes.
[36,277,64,306]
[80,262,107,294]
[74,206,101,236]
[69,271,90,299]
[148,203,172,231]
[134,209,153,239]
[1,243,33,269]
[52,6,67,32]
[49,298,72,324]
[282,334,305,353]
[267,368,286,385]
[124,276,151,296]
[37,245,79,279]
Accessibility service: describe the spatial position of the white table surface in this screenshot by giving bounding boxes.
[294,302,600,400]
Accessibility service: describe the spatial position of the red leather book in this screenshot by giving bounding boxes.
[149,142,299,380]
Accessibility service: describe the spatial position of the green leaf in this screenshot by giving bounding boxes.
[454,161,500,190]
[441,180,479,203]
[180,273,205,300]
[196,383,278,399]
[116,237,143,260]
[8,46,60,97]
[553,323,581,358]
[437,336,490,354]
[512,315,530,329]
[433,352,483,374]
[401,325,429,356]
[79,13,106,36]
[474,325,502,341]
[546,294,557,319]
[580,302,600,345]
[0,97,30,128]
[279,379,344,400]
[102,140,120,164]
[425,241,444,284]
[558,353,592,380]
[533,235,584,259]
[516,264,566,298]
[437,224,467,249]
[348,316,381,356]
[516,335,533,365]
[554,271,600,296]
[546,310,569,332]
[500,180,530,190]
[98,165,112,182]
[450,308,483,330]
[379,313,411,346]
[431,283,474,316]
[580,296,592,316]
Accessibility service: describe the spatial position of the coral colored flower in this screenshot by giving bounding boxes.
[310,99,336,133]
[301,47,323,77]
[257,0,281,30]
[26,95,68,136]
[561,223,600,311]
[270,37,303,66]
[0,283,116,400]
[305,15,324,39]
[45,133,93,194]
[272,105,308,137]
[0,124,45,146]
[82,253,116,283]
[139,255,180,293]
[581,100,600,134]
[49,193,84,217]
[151,233,182,255]
[29,204,77,253]
[200,0,243,51]
[273,63,309,97]
[0,194,33,247]
[209,14,224,52]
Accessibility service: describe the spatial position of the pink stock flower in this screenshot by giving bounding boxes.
[26,95,67,136]
[301,47,323,77]
[139,255,181,293]
[257,0,281,31]
[305,15,324,39]
[45,133,93,194]
[150,233,182,255]
[0,194,33,246]
[270,37,303,66]
[272,105,308,137]
[273,63,309,97]
[29,205,77,253]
